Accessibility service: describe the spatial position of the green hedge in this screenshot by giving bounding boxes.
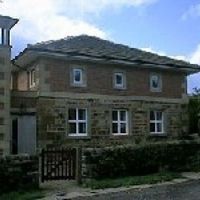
[84,142,200,179]
[188,97,200,134]
[0,155,39,193]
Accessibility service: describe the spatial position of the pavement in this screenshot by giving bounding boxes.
[39,172,200,200]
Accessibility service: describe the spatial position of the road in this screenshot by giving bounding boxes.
[74,180,200,200]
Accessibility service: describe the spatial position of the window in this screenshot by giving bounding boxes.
[0,117,4,125]
[71,67,86,87]
[68,108,87,136]
[73,68,83,85]
[0,88,4,95]
[112,110,128,135]
[150,74,162,92]
[0,72,4,80]
[150,111,164,134]
[114,72,126,89]
[29,69,36,88]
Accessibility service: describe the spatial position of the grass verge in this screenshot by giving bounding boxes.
[83,172,182,189]
[0,189,44,200]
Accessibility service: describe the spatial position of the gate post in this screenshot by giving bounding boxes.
[41,149,44,183]
[76,147,82,184]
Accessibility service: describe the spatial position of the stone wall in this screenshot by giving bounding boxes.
[0,46,11,155]
[0,154,39,193]
[37,96,188,150]
[11,91,37,109]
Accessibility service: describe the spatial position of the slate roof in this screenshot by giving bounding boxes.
[15,35,199,70]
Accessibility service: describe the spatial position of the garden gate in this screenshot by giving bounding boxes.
[41,147,76,182]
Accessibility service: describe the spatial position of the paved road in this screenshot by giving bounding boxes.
[74,180,200,200]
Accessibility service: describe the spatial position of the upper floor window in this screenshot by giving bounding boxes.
[71,67,86,87]
[150,73,162,92]
[68,108,87,136]
[73,68,83,84]
[0,72,4,80]
[112,110,128,135]
[150,111,164,134]
[114,72,126,89]
[29,69,36,88]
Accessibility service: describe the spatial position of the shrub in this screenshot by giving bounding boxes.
[0,155,39,193]
[84,142,200,179]
[188,97,200,134]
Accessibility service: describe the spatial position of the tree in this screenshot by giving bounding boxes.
[189,88,200,134]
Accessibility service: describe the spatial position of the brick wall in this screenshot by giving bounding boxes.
[42,58,185,99]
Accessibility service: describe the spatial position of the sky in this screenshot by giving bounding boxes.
[0,0,200,93]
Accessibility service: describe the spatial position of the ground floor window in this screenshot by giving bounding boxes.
[150,111,164,134]
[68,108,87,136]
[112,110,128,135]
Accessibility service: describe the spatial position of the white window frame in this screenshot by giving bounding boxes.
[29,69,36,88]
[114,72,126,89]
[68,108,87,136]
[150,111,164,134]
[150,73,162,92]
[73,68,83,85]
[112,110,128,135]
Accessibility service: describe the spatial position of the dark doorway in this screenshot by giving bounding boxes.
[12,119,18,154]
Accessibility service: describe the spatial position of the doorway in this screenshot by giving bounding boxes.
[12,115,36,154]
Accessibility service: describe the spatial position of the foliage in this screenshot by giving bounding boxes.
[188,97,200,134]
[83,172,182,189]
[0,155,39,193]
[0,189,44,200]
[192,87,200,96]
[84,142,200,179]
[189,87,200,134]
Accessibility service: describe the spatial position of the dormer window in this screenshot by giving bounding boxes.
[29,69,36,88]
[114,72,126,89]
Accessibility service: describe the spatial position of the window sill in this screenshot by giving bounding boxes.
[149,133,167,137]
[113,87,126,90]
[112,133,128,136]
[71,83,87,88]
[150,89,162,93]
[67,134,90,139]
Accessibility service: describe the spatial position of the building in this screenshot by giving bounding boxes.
[11,35,200,154]
[1,15,200,155]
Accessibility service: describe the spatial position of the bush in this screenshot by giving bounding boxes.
[84,142,200,179]
[0,155,39,193]
[83,172,181,189]
[188,97,200,134]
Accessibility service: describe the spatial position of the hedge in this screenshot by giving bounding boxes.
[188,97,200,134]
[0,155,39,193]
[84,142,200,179]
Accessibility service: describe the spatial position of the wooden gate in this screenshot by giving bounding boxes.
[41,147,76,182]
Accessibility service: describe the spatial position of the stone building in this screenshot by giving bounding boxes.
[11,35,200,154]
[1,15,200,155]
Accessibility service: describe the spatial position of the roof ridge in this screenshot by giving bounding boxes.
[15,34,199,70]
